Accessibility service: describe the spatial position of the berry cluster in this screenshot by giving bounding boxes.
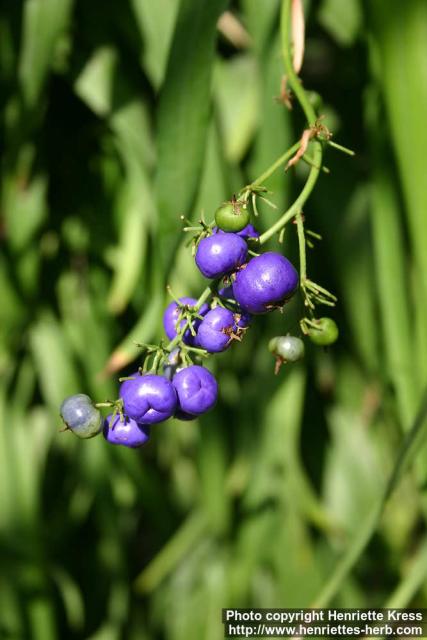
[60,194,341,449]
[58,0,355,449]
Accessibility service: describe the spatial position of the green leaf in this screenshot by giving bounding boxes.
[19,0,74,108]
[243,367,329,529]
[0,256,24,331]
[104,285,164,374]
[338,186,378,371]
[323,403,385,532]
[241,0,280,53]
[75,47,155,171]
[192,123,228,216]
[155,0,228,271]
[318,0,362,47]
[134,510,208,593]
[247,34,293,222]
[74,46,118,117]
[371,163,419,429]
[0,580,24,638]
[29,312,80,410]
[106,173,151,315]
[198,412,230,534]
[214,54,260,164]
[51,568,84,630]
[2,172,48,251]
[370,0,427,331]
[130,0,180,89]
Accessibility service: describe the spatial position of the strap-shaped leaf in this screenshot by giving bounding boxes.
[19,0,74,109]
[155,0,228,273]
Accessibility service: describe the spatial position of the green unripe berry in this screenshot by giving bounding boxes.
[307,317,338,346]
[269,335,305,362]
[268,337,279,353]
[215,200,249,232]
[60,394,103,439]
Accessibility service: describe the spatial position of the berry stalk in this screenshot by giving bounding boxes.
[258,0,323,247]
[162,0,329,354]
[164,279,221,353]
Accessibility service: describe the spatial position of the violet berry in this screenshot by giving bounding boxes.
[217,286,252,327]
[196,307,237,353]
[214,223,259,240]
[195,233,247,279]
[232,252,298,314]
[172,365,218,416]
[234,310,251,329]
[163,297,209,345]
[236,223,259,240]
[103,414,150,448]
[120,373,177,425]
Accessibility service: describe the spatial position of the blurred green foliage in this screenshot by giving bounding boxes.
[1,0,427,638]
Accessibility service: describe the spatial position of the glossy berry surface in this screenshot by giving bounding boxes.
[215,201,249,232]
[307,317,339,346]
[232,252,298,314]
[120,373,177,424]
[196,307,236,353]
[103,414,150,448]
[195,233,247,279]
[60,393,103,439]
[172,365,218,416]
[217,286,252,327]
[163,297,209,345]
[269,335,305,362]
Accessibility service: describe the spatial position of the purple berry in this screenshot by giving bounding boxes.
[103,414,150,448]
[236,224,259,240]
[232,252,298,314]
[195,307,236,353]
[120,373,177,425]
[172,365,218,416]
[218,284,234,299]
[195,233,247,279]
[218,286,252,327]
[214,224,259,240]
[234,310,252,328]
[163,297,209,345]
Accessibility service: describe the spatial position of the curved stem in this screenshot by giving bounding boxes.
[258,0,323,246]
[126,0,325,367]
[163,0,323,355]
[249,142,301,189]
[165,279,220,353]
[295,211,306,281]
[259,161,320,245]
[134,509,208,593]
[281,0,316,125]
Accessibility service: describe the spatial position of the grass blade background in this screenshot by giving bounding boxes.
[155,0,228,271]
[1,0,427,636]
